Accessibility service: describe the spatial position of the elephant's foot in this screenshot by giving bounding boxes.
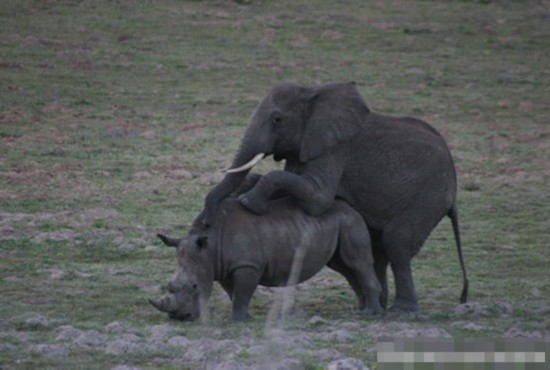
[238,193,268,215]
[230,310,251,321]
[388,298,419,313]
[379,292,388,310]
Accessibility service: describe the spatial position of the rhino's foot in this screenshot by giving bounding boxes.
[360,302,384,316]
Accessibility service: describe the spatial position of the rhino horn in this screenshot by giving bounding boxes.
[157,233,180,248]
[148,298,168,312]
[149,294,178,313]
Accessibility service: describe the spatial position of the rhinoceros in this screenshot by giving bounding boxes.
[149,197,382,321]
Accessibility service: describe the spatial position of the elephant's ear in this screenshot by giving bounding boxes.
[300,82,370,162]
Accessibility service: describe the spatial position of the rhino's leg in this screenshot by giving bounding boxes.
[326,255,366,308]
[219,280,233,300]
[335,215,383,315]
[229,267,260,321]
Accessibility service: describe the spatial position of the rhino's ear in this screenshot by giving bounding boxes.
[196,236,208,249]
[157,233,180,248]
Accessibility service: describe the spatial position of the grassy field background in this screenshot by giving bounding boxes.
[1,0,548,368]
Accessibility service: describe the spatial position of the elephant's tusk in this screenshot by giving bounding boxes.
[223,153,265,173]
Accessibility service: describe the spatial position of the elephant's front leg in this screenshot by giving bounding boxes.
[239,170,338,216]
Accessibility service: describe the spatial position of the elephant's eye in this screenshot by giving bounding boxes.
[271,114,282,125]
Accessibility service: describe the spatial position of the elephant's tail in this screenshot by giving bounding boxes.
[448,204,469,304]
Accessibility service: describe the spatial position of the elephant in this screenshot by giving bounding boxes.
[201,81,468,312]
[149,197,383,321]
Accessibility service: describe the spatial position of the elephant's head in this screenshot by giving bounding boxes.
[202,81,370,226]
[149,233,214,321]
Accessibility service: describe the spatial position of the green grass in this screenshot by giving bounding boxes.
[1,0,549,368]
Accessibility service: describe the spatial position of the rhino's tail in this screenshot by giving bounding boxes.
[448,204,469,304]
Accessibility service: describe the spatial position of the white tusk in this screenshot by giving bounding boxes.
[223,153,265,173]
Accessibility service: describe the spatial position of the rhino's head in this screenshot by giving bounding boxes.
[149,233,214,321]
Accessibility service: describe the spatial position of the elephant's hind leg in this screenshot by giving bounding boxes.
[372,242,389,310]
[382,202,443,312]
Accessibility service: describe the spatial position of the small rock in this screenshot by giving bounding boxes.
[28,344,70,358]
[238,328,256,346]
[184,338,241,362]
[339,322,362,331]
[169,169,193,180]
[327,357,369,370]
[250,358,301,370]
[114,235,134,250]
[504,327,544,338]
[269,330,313,347]
[13,313,53,330]
[246,344,268,358]
[33,229,78,243]
[319,329,354,343]
[112,366,142,370]
[105,339,145,355]
[394,327,451,338]
[105,333,144,355]
[105,321,130,334]
[0,319,15,332]
[463,322,485,331]
[14,332,32,342]
[75,271,93,279]
[451,321,485,331]
[134,171,152,179]
[55,325,82,341]
[214,361,248,370]
[167,335,192,348]
[4,275,22,283]
[493,301,514,315]
[0,343,17,352]
[316,348,342,361]
[73,329,107,349]
[454,302,490,317]
[149,324,174,340]
[307,315,329,326]
[48,268,66,279]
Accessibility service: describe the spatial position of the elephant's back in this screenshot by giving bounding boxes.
[343,114,457,227]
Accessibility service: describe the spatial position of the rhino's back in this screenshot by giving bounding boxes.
[219,197,342,287]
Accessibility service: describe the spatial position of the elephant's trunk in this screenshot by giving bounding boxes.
[148,294,177,313]
[202,137,264,226]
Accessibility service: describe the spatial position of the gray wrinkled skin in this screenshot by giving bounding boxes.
[150,198,382,321]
